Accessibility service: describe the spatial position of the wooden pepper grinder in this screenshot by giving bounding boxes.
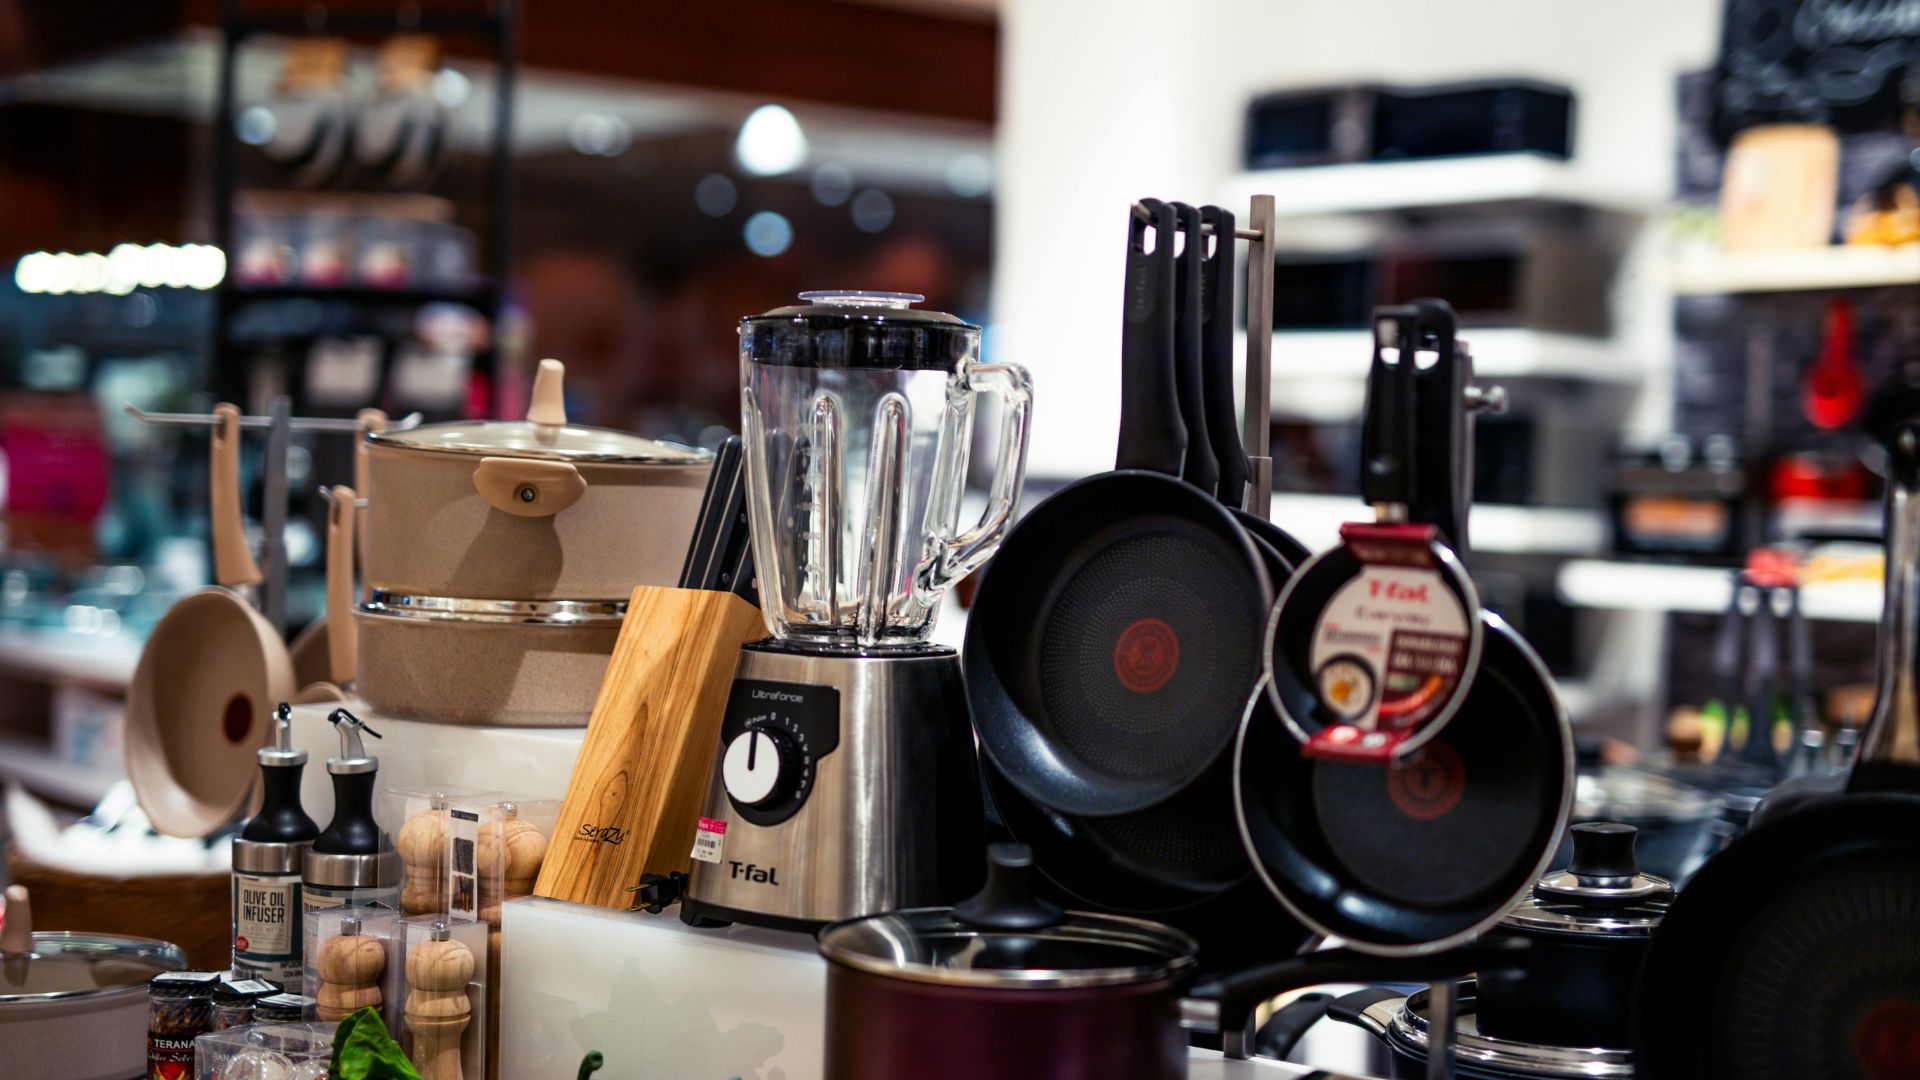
[478,805,545,1080]
[476,804,547,924]
[405,923,475,1080]
[315,916,385,1022]
[397,797,449,916]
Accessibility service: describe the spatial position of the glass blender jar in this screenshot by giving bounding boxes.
[739,291,1032,650]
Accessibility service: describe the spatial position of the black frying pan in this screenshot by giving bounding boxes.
[1264,301,1483,760]
[1198,204,1312,572]
[965,199,1275,818]
[1633,423,1920,1080]
[1235,307,1572,954]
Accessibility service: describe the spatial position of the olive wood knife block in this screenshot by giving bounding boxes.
[534,584,764,909]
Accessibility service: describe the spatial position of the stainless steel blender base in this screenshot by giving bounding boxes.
[681,640,984,930]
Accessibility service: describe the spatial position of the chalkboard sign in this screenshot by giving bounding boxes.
[1714,0,1920,140]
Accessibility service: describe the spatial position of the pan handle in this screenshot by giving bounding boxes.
[1171,203,1219,495]
[1117,199,1186,475]
[1855,422,1920,784]
[473,457,587,517]
[1199,205,1249,509]
[917,362,1033,602]
[324,485,357,686]
[211,403,264,589]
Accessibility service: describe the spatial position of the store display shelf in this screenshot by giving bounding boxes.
[1272,494,1606,556]
[0,734,123,807]
[1668,245,1920,295]
[0,625,142,691]
[225,282,495,309]
[1222,155,1656,219]
[1556,559,1881,622]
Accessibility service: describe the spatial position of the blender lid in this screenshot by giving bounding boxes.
[741,290,979,371]
[816,906,1198,989]
[370,418,709,464]
[1503,822,1673,937]
[0,932,186,1003]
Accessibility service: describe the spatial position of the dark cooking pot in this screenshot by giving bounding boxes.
[1326,982,1635,1079]
[1476,822,1671,1048]
[816,844,1527,1080]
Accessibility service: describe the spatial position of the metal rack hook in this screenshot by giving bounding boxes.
[1131,200,1264,242]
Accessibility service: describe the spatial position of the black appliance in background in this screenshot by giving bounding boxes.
[1244,80,1575,170]
[1268,224,1619,337]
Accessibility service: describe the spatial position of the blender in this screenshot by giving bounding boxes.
[681,291,1032,930]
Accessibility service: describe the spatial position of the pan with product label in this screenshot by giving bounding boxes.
[1234,308,1572,954]
[1263,300,1483,763]
[964,199,1275,818]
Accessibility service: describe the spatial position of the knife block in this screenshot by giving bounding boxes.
[534,584,765,909]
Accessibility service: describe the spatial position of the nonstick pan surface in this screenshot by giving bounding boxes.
[1236,612,1571,953]
[965,199,1274,818]
[1632,793,1920,1080]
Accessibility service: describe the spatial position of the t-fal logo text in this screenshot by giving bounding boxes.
[729,861,780,885]
[1368,578,1429,603]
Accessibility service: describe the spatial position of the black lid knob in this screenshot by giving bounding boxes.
[1568,822,1639,886]
[952,843,1063,931]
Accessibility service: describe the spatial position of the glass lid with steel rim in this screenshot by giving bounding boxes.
[816,845,1197,989]
[0,933,187,1003]
[368,358,710,464]
[1502,822,1673,938]
[1374,984,1636,1077]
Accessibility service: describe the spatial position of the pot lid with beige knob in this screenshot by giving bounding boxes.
[369,359,711,464]
[0,886,186,1005]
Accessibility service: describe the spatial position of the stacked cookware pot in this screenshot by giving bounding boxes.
[354,360,712,725]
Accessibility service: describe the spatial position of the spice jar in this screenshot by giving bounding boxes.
[147,970,220,1077]
[211,978,281,1031]
[254,993,316,1023]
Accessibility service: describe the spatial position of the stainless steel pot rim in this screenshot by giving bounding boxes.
[0,932,186,1003]
[360,591,628,625]
[816,906,1199,989]
[1499,899,1667,937]
[1371,985,1636,1077]
[369,420,711,464]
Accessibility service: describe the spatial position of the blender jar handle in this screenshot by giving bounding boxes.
[919,362,1034,600]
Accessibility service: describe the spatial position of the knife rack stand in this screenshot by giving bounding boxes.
[126,399,418,637]
[1129,194,1279,516]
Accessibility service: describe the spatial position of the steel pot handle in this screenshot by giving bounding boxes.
[916,362,1033,602]
[473,457,587,517]
[1183,938,1527,1060]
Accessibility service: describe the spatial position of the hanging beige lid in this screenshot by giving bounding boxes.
[368,359,709,464]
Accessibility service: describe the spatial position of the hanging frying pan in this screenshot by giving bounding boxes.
[1198,204,1312,572]
[975,206,1286,913]
[1235,313,1571,953]
[1633,423,1920,1080]
[1264,300,1483,762]
[353,36,448,187]
[126,404,295,838]
[965,199,1274,817]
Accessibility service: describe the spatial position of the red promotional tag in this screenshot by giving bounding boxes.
[1304,523,1471,762]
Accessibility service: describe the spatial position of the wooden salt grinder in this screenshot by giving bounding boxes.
[406,923,475,1080]
[396,797,449,915]
[315,915,385,1022]
[477,804,547,924]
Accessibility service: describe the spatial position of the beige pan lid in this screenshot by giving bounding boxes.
[368,357,708,464]
[125,588,295,838]
[369,420,707,464]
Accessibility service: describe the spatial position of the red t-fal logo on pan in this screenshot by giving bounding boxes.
[1367,578,1430,603]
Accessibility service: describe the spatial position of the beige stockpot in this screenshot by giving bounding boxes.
[353,360,712,726]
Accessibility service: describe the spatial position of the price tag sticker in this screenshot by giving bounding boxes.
[690,817,727,864]
[1305,523,1471,762]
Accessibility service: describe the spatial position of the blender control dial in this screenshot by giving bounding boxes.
[722,726,801,809]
